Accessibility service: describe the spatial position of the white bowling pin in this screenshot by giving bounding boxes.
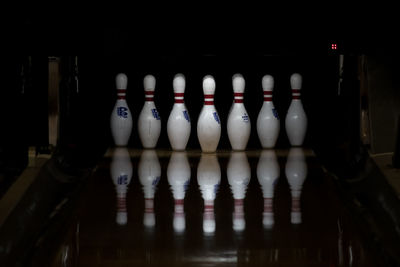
[138,75,161,148]
[257,149,280,228]
[110,147,133,225]
[167,151,191,233]
[285,147,307,224]
[257,75,280,148]
[197,153,221,234]
[110,73,133,146]
[197,75,221,153]
[285,73,307,146]
[227,74,251,151]
[167,74,191,150]
[138,149,161,228]
[227,152,250,231]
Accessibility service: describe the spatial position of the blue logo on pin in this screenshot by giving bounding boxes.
[213,112,220,124]
[153,176,160,186]
[117,174,128,185]
[272,108,279,120]
[117,107,128,118]
[152,109,161,120]
[183,110,190,122]
[242,113,249,122]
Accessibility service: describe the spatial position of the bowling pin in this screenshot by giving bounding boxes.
[110,147,133,225]
[285,147,307,224]
[257,149,279,228]
[197,75,221,153]
[138,75,161,148]
[257,75,280,148]
[197,153,221,234]
[167,151,191,233]
[110,73,133,146]
[227,74,251,150]
[285,73,307,146]
[167,74,191,150]
[138,149,161,228]
[227,152,250,231]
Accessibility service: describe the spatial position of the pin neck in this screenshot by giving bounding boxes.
[117,196,126,211]
[291,89,301,100]
[264,198,273,211]
[145,91,154,102]
[233,92,244,103]
[117,89,126,100]
[174,92,185,104]
[263,90,273,102]
[291,197,301,211]
[204,94,214,105]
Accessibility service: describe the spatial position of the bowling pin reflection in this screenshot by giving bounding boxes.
[285,147,308,224]
[197,153,221,235]
[138,150,161,228]
[167,152,191,233]
[227,152,250,232]
[257,150,280,229]
[110,148,133,225]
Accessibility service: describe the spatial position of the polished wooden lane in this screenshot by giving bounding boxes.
[46,148,379,266]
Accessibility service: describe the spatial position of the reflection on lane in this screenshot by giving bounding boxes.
[257,149,279,229]
[90,148,377,266]
[138,149,160,228]
[197,153,221,235]
[110,147,132,225]
[167,151,190,234]
[285,147,307,224]
[227,152,250,232]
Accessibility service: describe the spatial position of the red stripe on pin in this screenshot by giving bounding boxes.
[234,93,244,97]
[117,89,126,94]
[175,99,184,103]
[292,96,301,99]
[204,94,214,98]
[117,96,126,99]
[145,97,154,101]
[264,91,273,95]
[145,91,154,95]
[174,93,184,97]
[264,97,272,101]
[234,99,243,103]
[204,101,214,105]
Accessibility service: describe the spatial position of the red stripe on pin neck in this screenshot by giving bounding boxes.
[204,94,214,105]
[292,89,301,100]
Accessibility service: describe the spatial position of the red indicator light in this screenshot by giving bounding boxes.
[331,43,337,50]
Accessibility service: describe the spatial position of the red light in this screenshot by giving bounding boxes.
[331,43,337,50]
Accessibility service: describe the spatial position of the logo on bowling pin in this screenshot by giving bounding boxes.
[227,74,251,151]
[167,74,191,150]
[138,75,161,149]
[110,73,133,146]
[257,75,280,148]
[197,75,221,153]
[285,73,307,146]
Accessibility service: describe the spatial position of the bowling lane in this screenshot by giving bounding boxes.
[44,148,379,266]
